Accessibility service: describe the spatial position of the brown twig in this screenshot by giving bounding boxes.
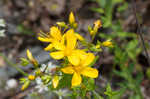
[132,0,150,66]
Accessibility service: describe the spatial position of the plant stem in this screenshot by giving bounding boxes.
[0,53,28,76]
[93,90,104,99]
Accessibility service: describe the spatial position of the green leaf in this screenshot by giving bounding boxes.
[20,58,29,66]
[58,74,72,88]
[17,24,33,34]
[93,90,104,99]
[104,83,119,98]
[90,7,104,14]
[146,67,150,80]
[117,2,128,12]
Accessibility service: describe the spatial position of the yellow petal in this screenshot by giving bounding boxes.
[81,67,98,78]
[38,37,52,42]
[66,29,77,50]
[74,50,87,60]
[75,33,84,41]
[53,41,65,50]
[44,44,53,51]
[52,75,59,88]
[50,51,64,60]
[69,12,75,24]
[50,26,62,40]
[68,54,80,66]
[72,72,82,87]
[61,66,74,74]
[82,53,95,66]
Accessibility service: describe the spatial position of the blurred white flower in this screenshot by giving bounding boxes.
[54,89,70,99]
[0,19,6,37]
[5,79,18,90]
[35,77,49,93]
[40,62,57,73]
[0,19,6,27]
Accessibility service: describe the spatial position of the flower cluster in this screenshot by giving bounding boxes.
[20,12,113,92]
[38,12,98,87]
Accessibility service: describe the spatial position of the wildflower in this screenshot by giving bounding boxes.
[52,75,59,88]
[61,53,98,87]
[102,40,113,47]
[26,49,38,67]
[28,75,35,80]
[50,29,86,66]
[54,89,70,99]
[0,19,6,37]
[5,79,18,90]
[38,26,63,51]
[35,77,49,93]
[40,62,57,73]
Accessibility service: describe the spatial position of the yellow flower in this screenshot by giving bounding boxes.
[61,53,98,87]
[102,40,113,47]
[50,29,86,66]
[28,75,35,80]
[52,75,59,88]
[38,26,63,51]
[26,49,38,67]
[69,12,75,24]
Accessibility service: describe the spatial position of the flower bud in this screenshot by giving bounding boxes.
[21,81,30,91]
[94,20,102,29]
[20,58,29,66]
[102,40,113,47]
[69,12,75,24]
[26,49,38,67]
[28,75,35,80]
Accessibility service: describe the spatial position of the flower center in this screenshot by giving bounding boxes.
[73,66,83,73]
[64,48,72,56]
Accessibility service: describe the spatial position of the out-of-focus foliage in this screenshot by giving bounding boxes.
[90,0,144,98]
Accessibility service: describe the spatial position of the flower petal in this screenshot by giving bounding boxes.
[50,51,64,60]
[72,72,82,87]
[61,66,74,74]
[81,67,98,78]
[74,50,87,60]
[82,53,95,66]
[53,41,65,50]
[50,26,62,40]
[66,29,77,50]
[44,44,53,51]
[68,54,80,66]
[38,37,52,42]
